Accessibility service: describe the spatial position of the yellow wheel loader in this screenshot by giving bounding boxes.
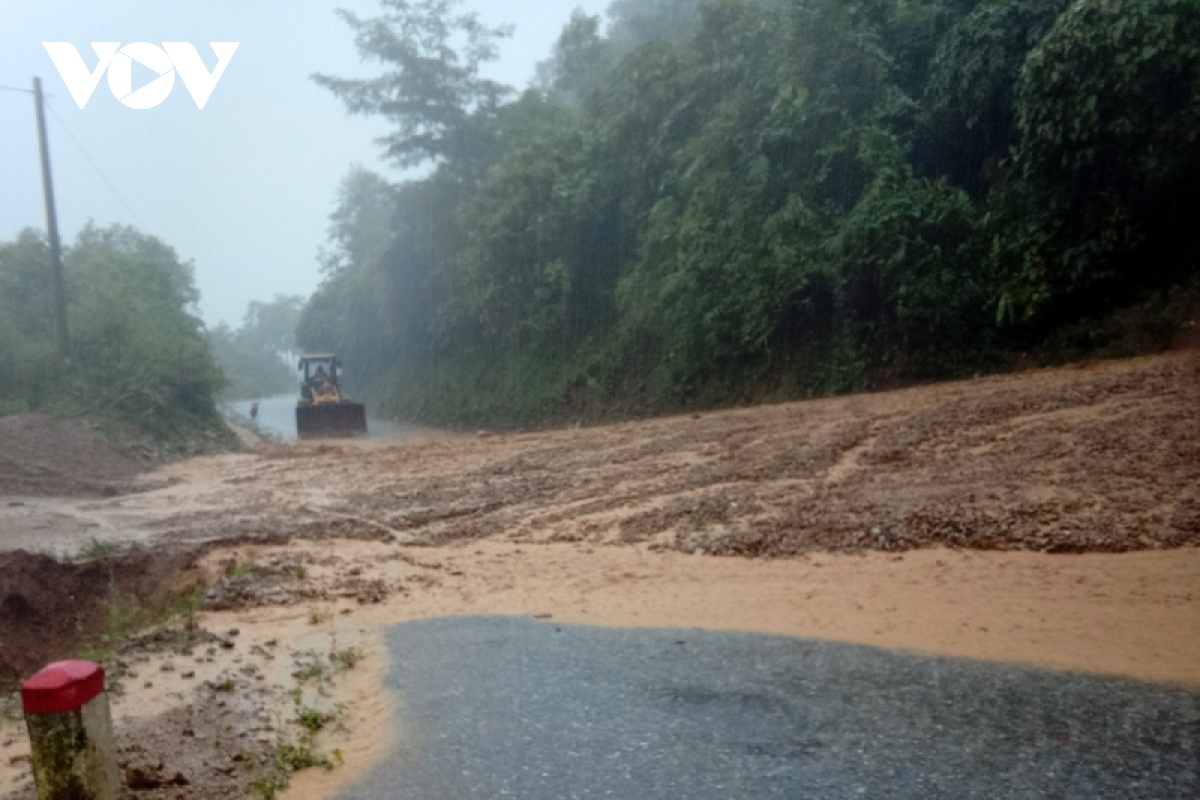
[295,355,368,439]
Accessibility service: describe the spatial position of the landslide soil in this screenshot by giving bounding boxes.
[1,351,1198,800]
[0,415,152,498]
[130,350,1197,556]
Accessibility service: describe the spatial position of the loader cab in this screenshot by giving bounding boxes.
[298,355,343,405]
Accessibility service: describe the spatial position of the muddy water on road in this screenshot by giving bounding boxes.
[228,395,443,442]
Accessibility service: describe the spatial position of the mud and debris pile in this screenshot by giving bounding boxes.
[0,415,152,498]
[201,549,416,611]
[234,352,1195,558]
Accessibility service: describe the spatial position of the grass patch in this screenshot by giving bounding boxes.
[76,580,157,686]
[290,653,329,686]
[277,737,337,772]
[75,578,208,695]
[295,705,337,735]
[249,773,284,800]
[74,537,119,563]
[207,671,236,693]
[230,562,256,580]
[0,696,21,727]
[292,642,364,687]
[164,587,205,639]
[249,638,358,797]
[247,723,343,798]
[329,645,363,673]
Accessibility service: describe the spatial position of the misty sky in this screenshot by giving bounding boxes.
[0,0,609,327]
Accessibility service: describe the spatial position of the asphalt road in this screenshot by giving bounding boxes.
[227,395,429,441]
[339,617,1198,800]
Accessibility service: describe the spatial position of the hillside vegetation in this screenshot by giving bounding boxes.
[296,0,1198,426]
[0,224,228,444]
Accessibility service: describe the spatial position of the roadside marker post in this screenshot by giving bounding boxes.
[21,661,120,800]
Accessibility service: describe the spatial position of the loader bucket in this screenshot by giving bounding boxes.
[296,403,368,439]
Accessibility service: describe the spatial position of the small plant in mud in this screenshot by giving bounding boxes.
[207,671,236,693]
[307,608,331,626]
[160,587,206,642]
[166,586,205,619]
[249,773,284,800]
[290,654,329,685]
[295,705,336,734]
[74,537,119,562]
[248,731,341,799]
[276,737,336,772]
[329,644,363,673]
[245,747,289,800]
[0,695,21,726]
[76,580,151,684]
[230,562,256,580]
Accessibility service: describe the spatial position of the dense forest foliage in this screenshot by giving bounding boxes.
[299,0,1200,426]
[207,295,305,400]
[0,224,227,441]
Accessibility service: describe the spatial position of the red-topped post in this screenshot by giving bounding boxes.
[21,661,119,800]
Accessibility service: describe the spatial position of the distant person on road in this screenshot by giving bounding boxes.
[250,402,259,422]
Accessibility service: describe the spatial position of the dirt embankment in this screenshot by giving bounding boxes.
[0,549,202,690]
[0,415,155,498]
[0,413,239,498]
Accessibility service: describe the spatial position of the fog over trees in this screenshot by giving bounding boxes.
[2,0,1197,436]
[207,295,305,401]
[293,0,1200,426]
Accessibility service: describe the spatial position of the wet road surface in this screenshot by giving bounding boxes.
[228,395,437,441]
[338,617,1199,799]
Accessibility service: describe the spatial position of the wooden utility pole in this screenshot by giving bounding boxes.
[33,76,70,361]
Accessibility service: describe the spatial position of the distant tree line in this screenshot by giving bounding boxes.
[207,295,305,401]
[0,224,226,441]
[298,0,1200,426]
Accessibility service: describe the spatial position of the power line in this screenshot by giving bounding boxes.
[1,84,57,98]
[44,98,146,228]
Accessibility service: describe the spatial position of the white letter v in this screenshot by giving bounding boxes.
[163,42,239,109]
[43,43,120,109]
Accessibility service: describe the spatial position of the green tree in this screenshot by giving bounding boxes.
[0,224,226,439]
[314,0,513,178]
[297,166,407,381]
[319,167,397,277]
[918,0,1067,194]
[540,11,617,105]
[1001,0,1200,320]
[0,231,59,414]
[65,224,225,439]
[831,166,990,375]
